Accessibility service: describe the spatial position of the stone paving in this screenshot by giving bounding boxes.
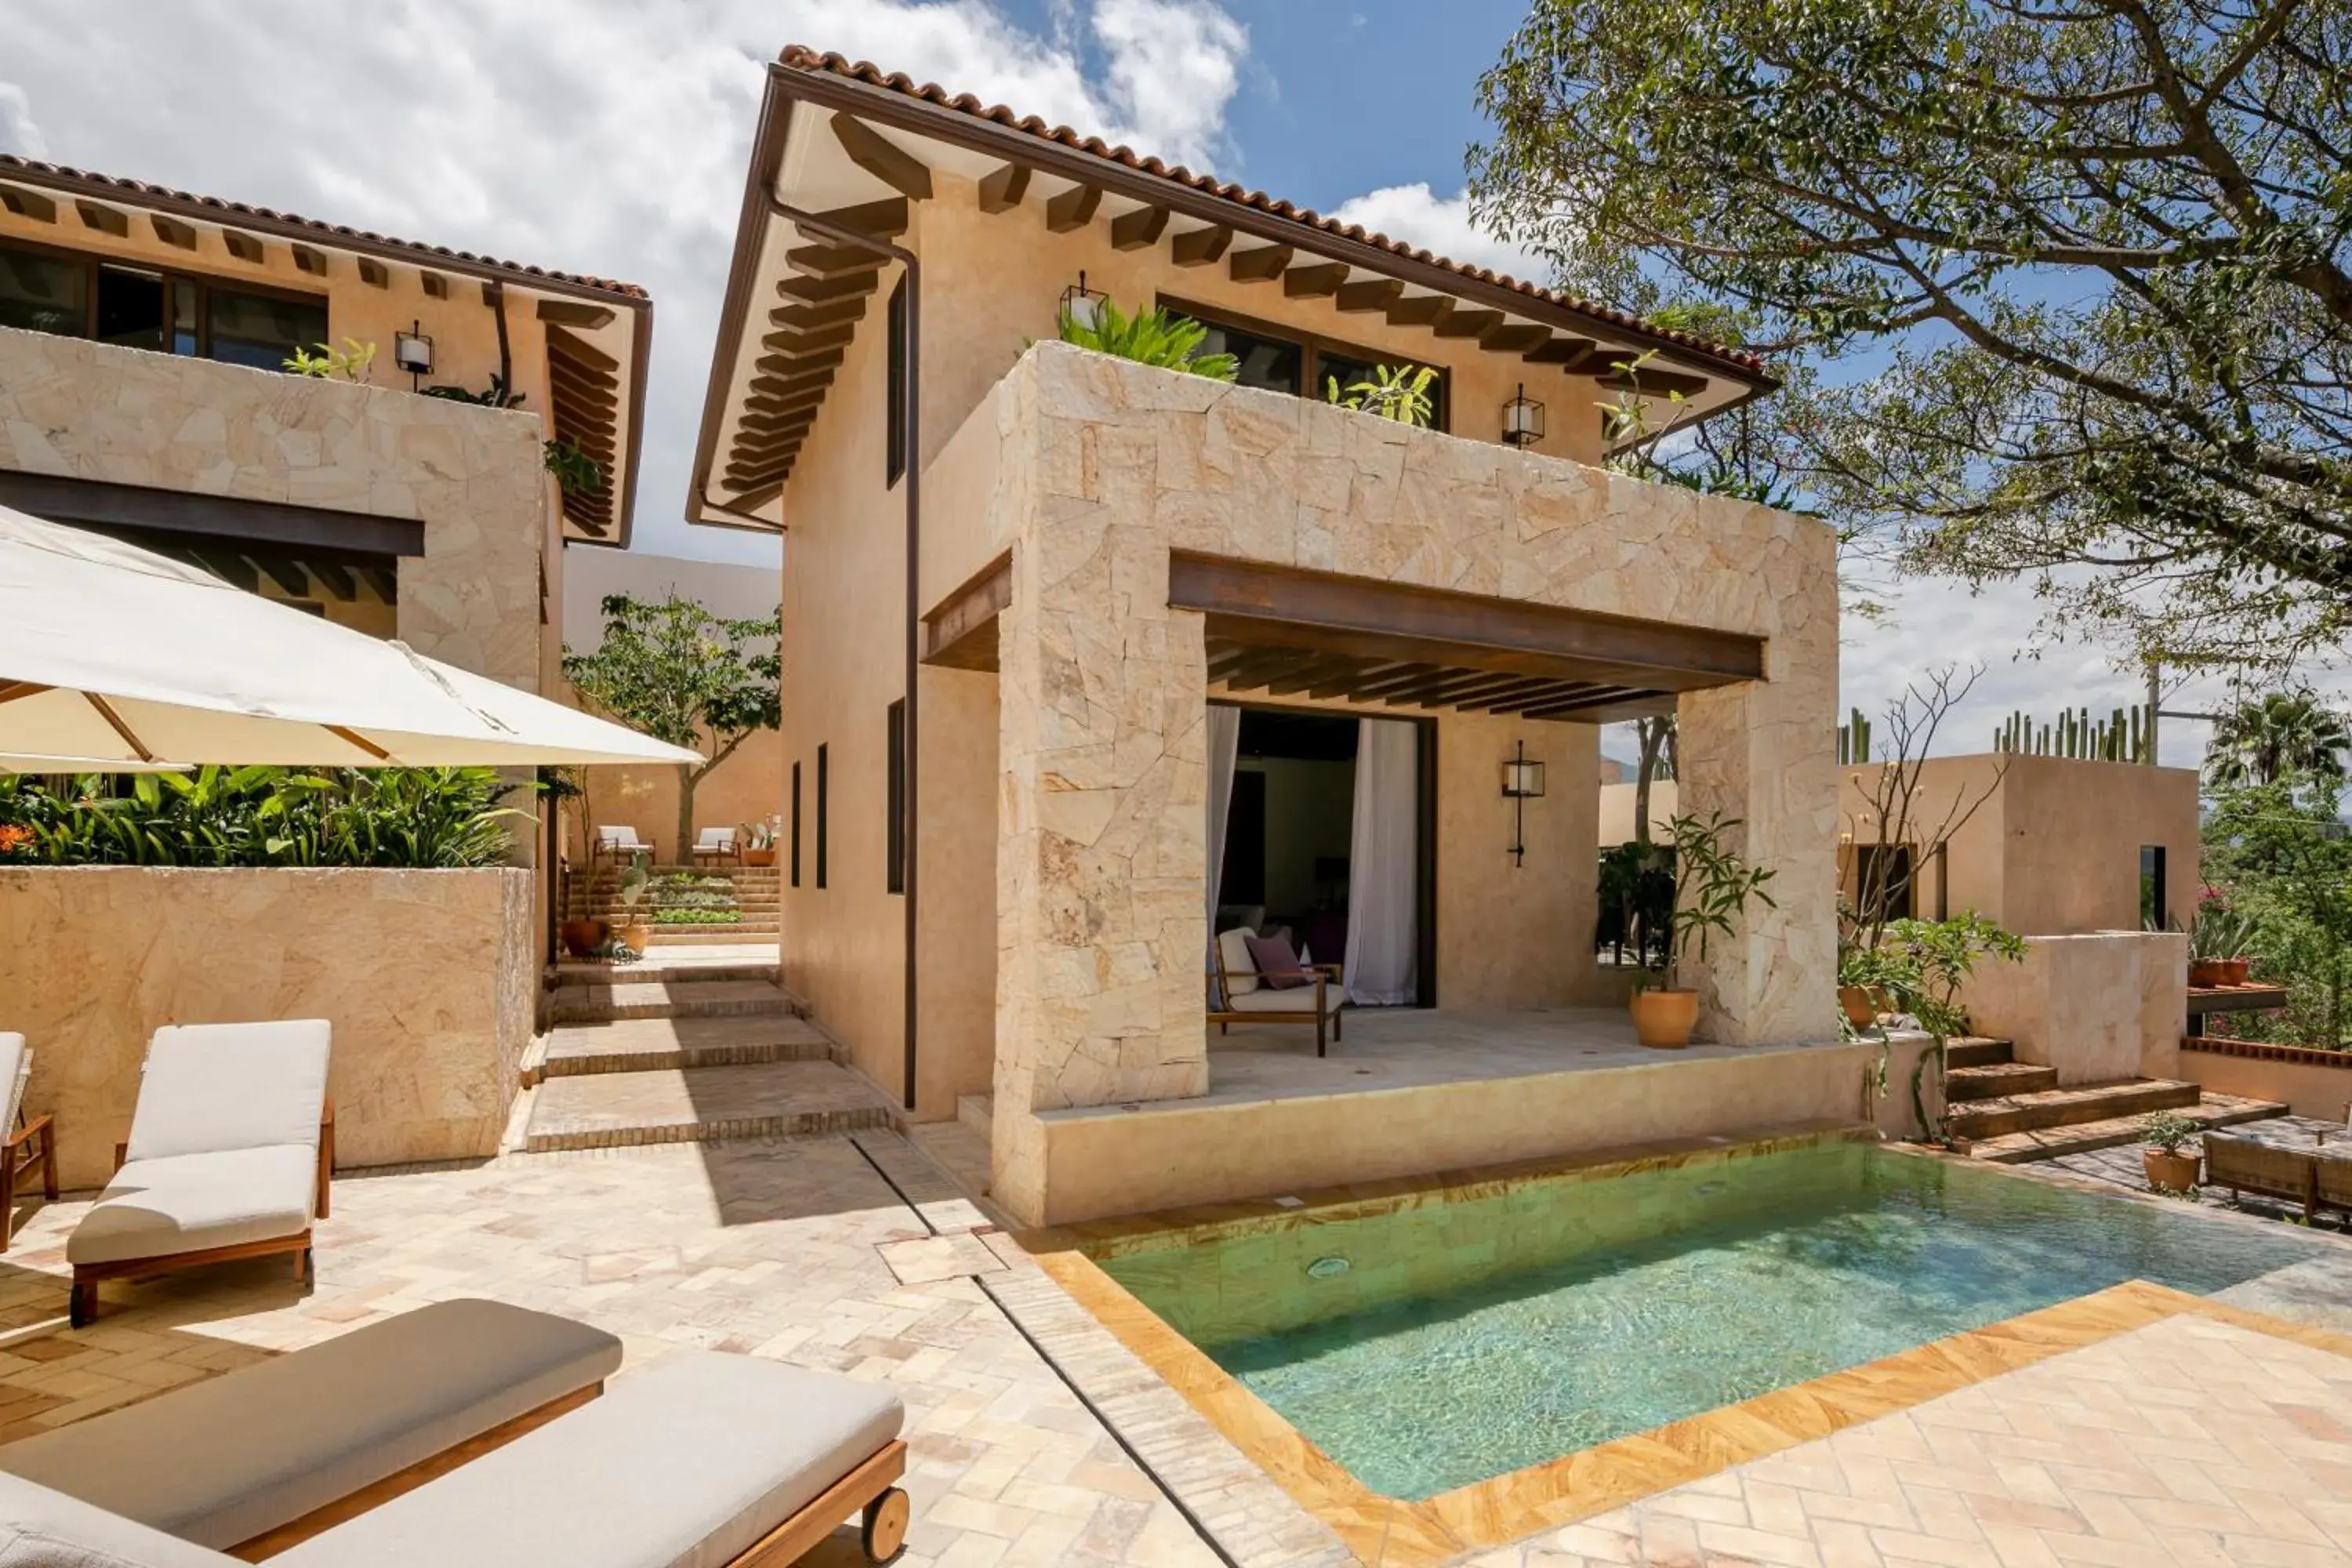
[0,1132,1225,1567]
[523,1058,894,1151]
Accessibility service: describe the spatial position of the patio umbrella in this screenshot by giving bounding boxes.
[0,504,702,768]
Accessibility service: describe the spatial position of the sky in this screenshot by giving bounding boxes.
[0,0,2335,766]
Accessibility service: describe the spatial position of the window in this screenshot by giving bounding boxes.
[789,762,803,888]
[885,275,908,485]
[1852,844,1915,925]
[0,238,326,372]
[815,743,829,891]
[1168,296,1447,429]
[2140,845,2169,931]
[885,701,908,895]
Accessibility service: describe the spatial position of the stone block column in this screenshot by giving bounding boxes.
[1675,504,1840,1046]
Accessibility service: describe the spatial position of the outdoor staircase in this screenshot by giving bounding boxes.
[1943,1036,2287,1162]
[523,949,892,1153]
[563,865,781,946]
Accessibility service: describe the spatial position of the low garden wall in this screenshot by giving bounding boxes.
[0,866,532,1189]
[2181,1037,2352,1123]
[1961,931,2186,1085]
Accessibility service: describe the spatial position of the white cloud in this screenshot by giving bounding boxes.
[0,0,1250,564]
[1324,182,1548,281]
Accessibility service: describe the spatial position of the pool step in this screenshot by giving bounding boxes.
[1948,1078,2201,1142]
[1963,1092,2288,1163]
[1944,1060,2058,1102]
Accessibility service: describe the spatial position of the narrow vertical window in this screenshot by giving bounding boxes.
[789,762,802,888]
[815,743,829,891]
[885,275,908,486]
[886,701,907,895]
[2140,845,2167,931]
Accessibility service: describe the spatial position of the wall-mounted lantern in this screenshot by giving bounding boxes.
[1059,270,1106,332]
[393,321,434,388]
[1502,383,1545,448]
[1501,739,1545,866]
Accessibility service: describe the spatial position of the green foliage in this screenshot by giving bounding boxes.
[1645,811,1776,989]
[422,374,526,408]
[0,768,521,869]
[1469,0,2352,669]
[2205,691,2351,789]
[1834,709,1872,767]
[615,851,651,913]
[2189,903,2252,964]
[652,908,743,926]
[1325,363,1437,426]
[1859,913,2027,1140]
[282,339,376,381]
[542,438,604,498]
[2201,776,2352,1047]
[2140,1110,2200,1156]
[1595,840,1673,967]
[1056,299,1238,382]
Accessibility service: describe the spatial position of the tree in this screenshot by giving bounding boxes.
[562,593,781,862]
[1632,713,1676,846]
[1841,666,2007,951]
[2205,690,2352,789]
[2204,775,2352,1047]
[1470,0,2352,670]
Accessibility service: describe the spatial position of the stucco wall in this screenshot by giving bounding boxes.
[0,866,532,1188]
[1960,931,2186,1087]
[1599,779,1678,845]
[2180,1042,2352,1122]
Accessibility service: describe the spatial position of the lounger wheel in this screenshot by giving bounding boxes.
[861,1486,909,1562]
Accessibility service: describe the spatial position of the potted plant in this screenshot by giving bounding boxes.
[1629,811,1777,1049]
[559,914,609,958]
[614,850,653,954]
[2189,905,2249,988]
[2140,1109,2201,1192]
[741,815,779,868]
[1838,943,1910,1030]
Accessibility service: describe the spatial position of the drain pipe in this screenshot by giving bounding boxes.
[773,199,922,1115]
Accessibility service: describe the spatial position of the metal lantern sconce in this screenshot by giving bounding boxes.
[1060,270,1106,332]
[1501,740,1545,866]
[1502,383,1545,448]
[393,321,434,389]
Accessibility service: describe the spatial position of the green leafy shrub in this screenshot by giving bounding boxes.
[652,908,743,926]
[1056,300,1238,381]
[2140,1110,2199,1155]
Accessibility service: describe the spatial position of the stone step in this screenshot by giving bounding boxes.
[557,954,781,986]
[524,1060,892,1152]
[541,1014,833,1078]
[1942,1036,2016,1069]
[1944,1060,2059,1102]
[550,978,797,1024]
[1947,1078,2202,1142]
[957,1093,993,1137]
[646,927,780,946]
[1965,1093,2288,1163]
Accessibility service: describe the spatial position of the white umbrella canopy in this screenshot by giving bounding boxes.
[0,505,701,769]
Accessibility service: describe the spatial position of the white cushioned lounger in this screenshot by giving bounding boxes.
[0,1299,622,1550]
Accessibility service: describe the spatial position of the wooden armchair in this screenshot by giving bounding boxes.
[1208,928,1346,1058]
[0,1033,56,1254]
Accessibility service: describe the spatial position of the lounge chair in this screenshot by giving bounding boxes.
[692,826,740,866]
[594,824,649,864]
[67,1020,332,1328]
[0,1033,57,1252]
[2203,1132,2317,1221]
[1209,927,1345,1057]
[0,1336,911,1566]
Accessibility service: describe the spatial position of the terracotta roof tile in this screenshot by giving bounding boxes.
[0,153,649,302]
[774,45,1764,376]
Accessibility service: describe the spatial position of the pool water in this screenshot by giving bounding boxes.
[1097,1142,2320,1500]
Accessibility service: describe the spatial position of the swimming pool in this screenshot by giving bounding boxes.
[1094,1139,2321,1501]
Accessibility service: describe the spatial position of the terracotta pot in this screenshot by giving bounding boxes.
[1631,988,1700,1049]
[1839,985,1879,1029]
[2220,956,2251,987]
[559,917,608,958]
[619,920,652,953]
[2143,1147,2200,1192]
[2188,959,2228,988]
[742,848,776,868]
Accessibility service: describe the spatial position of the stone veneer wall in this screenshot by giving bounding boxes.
[0,867,533,1188]
[960,343,1840,1225]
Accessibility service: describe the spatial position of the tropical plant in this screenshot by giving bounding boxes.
[1470,0,2352,670]
[2140,1109,2199,1156]
[2189,903,2252,964]
[1324,363,1436,426]
[742,815,780,852]
[423,374,527,408]
[1639,811,1775,992]
[2202,775,2352,1047]
[2205,692,2352,789]
[282,339,376,382]
[614,850,651,921]
[561,593,782,861]
[1055,299,1238,382]
[543,438,604,498]
[1873,913,2027,1139]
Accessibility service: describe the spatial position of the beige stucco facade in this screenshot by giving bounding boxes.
[2180,1040,2352,1123]
[1961,931,2187,1087]
[0,867,533,1189]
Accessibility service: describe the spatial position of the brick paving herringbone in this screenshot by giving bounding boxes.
[1464,1312,2352,1567]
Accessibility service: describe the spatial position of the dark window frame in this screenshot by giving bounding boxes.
[886,700,908,895]
[885,275,909,486]
[789,761,803,888]
[1158,293,1452,433]
[815,742,830,891]
[0,234,328,365]
[2140,844,2169,931]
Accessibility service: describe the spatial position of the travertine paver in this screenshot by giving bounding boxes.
[524,1060,892,1150]
[1463,1312,2352,1566]
[539,1013,835,1076]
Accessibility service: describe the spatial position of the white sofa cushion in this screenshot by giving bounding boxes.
[1224,985,1341,1015]
[0,1300,622,1551]
[126,1022,329,1163]
[66,1145,317,1267]
[0,1033,25,1134]
[276,1350,904,1568]
[1215,928,1260,997]
[0,1472,238,1568]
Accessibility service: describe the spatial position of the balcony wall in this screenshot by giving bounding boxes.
[0,326,547,694]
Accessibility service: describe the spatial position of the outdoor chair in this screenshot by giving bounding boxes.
[2202,1131,2318,1222]
[0,1329,911,1567]
[1209,927,1345,1058]
[66,1020,332,1328]
[2312,1146,2352,1229]
[593,824,648,864]
[692,826,740,866]
[0,1033,57,1254]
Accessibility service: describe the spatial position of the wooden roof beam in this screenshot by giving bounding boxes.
[1170,225,1232,267]
[1386,294,1453,328]
[1336,278,1403,314]
[1524,336,1599,365]
[1283,263,1348,299]
[1045,183,1101,233]
[1479,322,1553,354]
[1109,205,1169,251]
[977,162,1031,214]
[1433,309,1505,339]
[1229,244,1292,283]
[830,113,933,201]
[804,198,909,238]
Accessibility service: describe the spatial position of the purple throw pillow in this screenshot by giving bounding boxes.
[1244,931,1308,989]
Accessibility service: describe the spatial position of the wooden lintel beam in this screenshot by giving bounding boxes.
[1335,278,1404,314]
[830,113,933,201]
[922,552,1013,672]
[977,162,1032,214]
[1283,263,1348,299]
[1432,309,1505,339]
[1228,245,1293,283]
[1385,294,1453,328]
[1109,205,1169,251]
[1170,226,1232,267]
[1045,183,1101,233]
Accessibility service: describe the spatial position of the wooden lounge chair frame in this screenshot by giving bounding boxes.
[1208,949,1345,1058]
[2204,1133,2318,1222]
[70,1101,334,1329]
[691,827,741,867]
[0,1102,57,1254]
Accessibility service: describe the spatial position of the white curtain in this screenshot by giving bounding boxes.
[1345,718,1419,1005]
[1204,705,1242,926]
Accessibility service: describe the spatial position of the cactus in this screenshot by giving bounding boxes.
[1993,702,2154,763]
[1835,706,1873,765]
